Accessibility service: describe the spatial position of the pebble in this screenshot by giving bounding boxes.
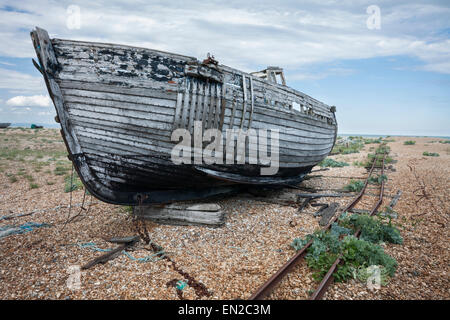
[0,132,448,300]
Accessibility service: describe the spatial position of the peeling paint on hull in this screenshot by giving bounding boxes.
[31,27,337,205]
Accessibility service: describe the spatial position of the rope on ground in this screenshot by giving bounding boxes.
[0,222,51,239]
[61,163,94,229]
[59,162,75,232]
[77,241,166,263]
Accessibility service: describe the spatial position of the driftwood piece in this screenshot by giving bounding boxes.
[105,236,140,244]
[135,203,224,227]
[387,190,402,210]
[297,193,353,199]
[313,204,329,217]
[0,212,35,221]
[379,190,402,218]
[81,236,139,270]
[243,189,300,207]
[319,203,339,226]
[349,209,370,214]
[302,175,368,180]
[297,198,311,213]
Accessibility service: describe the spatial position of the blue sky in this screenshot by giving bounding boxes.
[0,0,449,136]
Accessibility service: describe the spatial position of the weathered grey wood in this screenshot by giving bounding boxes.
[313,203,329,217]
[297,193,353,199]
[181,80,190,129]
[245,189,301,206]
[76,131,331,163]
[387,190,402,209]
[298,198,312,212]
[105,235,140,244]
[31,27,338,206]
[349,209,370,214]
[248,77,255,129]
[81,236,139,270]
[201,81,210,130]
[135,203,225,226]
[207,83,215,128]
[59,80,179,101]
[214,84,222,129]
[188,80,197,132]
[319,203,339,226]
[379,190,402,218]
[240,75,247,129]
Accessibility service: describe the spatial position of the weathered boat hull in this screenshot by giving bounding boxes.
[31,27,337,205]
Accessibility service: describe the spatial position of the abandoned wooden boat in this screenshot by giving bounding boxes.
[30,27,337,205]
[0,123,11,128]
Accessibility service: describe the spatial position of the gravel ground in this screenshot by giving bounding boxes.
[0,129,448,300]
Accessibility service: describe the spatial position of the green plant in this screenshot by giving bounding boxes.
[54,166,70,176]
[364,138,381,144]
[291,218,400,283]
[352,161,365,167]
[375,145,390,155]
[365,153,393,167]
[318,158,349,168]
[339,213,403,244]
[423,151,439,157]
[331,139,364,155]
[337,236,398,280]
[384,156,394,164]
[29,183,39,189]
[64,174,83,192]
[7,174,17,183]
[355,265,389,286]
[122,206,134,214]
[368,174,388,185]
[343,180,364,192]
[404,140,416,145]
[292,224,352,281]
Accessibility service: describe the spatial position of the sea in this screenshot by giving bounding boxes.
[8,123,450,140]
[338,133,450,139]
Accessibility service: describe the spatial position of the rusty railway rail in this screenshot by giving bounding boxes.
[309,155,386,300]
[249,154,386,300]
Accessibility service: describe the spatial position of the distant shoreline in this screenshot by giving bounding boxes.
[7,123,450,139]
[339,133,450,139]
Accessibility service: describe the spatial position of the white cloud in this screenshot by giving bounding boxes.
[0,61,15,66]
[0,67,46,93]
[6,95,51,107]
[288,67,356,81]
[0,1,449,75]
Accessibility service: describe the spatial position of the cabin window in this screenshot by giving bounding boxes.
[292,102,301,112]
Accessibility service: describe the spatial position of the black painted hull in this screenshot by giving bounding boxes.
[31,27,337,205]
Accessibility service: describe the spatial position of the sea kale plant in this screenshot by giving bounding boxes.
[291,213,402,284]
[318,158,349,168]
[343,179,365,192]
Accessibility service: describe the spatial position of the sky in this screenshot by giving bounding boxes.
[0,0,449,136]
